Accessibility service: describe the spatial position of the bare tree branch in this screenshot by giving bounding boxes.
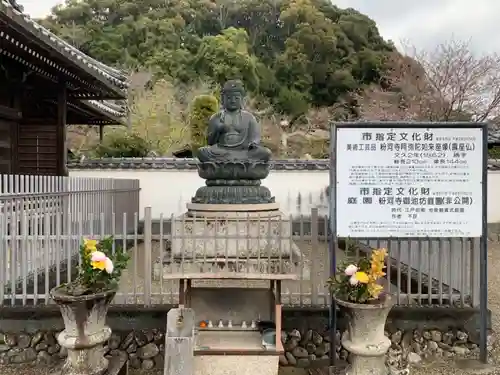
[357,38,500,123]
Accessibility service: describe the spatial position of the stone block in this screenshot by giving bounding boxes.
[155,213,310,279]
[170,214,302,260]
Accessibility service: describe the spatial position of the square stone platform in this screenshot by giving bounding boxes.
[156,212,310,280]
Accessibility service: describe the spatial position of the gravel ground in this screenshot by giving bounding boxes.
[2,242,500,375]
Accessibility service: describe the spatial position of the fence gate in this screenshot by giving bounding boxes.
[328,121,489,363]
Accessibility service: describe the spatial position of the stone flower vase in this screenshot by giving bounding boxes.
[50,286,116,375]
[336,295,393,375]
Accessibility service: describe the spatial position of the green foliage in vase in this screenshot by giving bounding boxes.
[60,237,130,296]
[327,248,387,304]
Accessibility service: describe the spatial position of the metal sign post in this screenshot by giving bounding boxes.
[328,121,489,364]
[328,125,337,367]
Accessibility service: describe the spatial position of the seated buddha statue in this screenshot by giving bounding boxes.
[196,80,272,163]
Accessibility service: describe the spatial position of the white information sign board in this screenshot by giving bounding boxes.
[335,127,483,238]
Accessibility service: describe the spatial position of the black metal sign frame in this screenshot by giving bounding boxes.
[328,121,489,364]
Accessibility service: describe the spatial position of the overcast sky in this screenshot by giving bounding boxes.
[19,0,500,55]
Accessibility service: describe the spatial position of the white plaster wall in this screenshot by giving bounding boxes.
[69,169,500,223]
[69,169,329,219]
[488,171,500,223]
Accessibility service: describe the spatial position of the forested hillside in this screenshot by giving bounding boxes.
[41,0,394,115]
[41,0,500,158]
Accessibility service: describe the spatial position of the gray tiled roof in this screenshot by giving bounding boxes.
[0,0,128,91]
[490,160,500,170]
[0,0,128,120]
[489,130,500,145]
[67,157,500,171]
[68,158,331,170]
[70,100,125,125]
[83,100,127,122]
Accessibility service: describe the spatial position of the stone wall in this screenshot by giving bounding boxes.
[0,326,493,369]
[0,306,494,369]
[280,326,493,369]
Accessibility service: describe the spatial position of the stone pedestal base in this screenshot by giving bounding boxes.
[172,212,301,260]
[155,208,309,279]
[187,203,280,218]
[62,346,109,375]
[336,297,393,375]
[193,185,275,204]
[50,288,116,375]
[344,353,389,375]
[195,356,278,375]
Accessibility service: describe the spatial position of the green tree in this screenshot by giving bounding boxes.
[489,146,500,159]
[94,133,152,157]
[189,94,219,151]
[41,0,394,113]
[194,28,259,90]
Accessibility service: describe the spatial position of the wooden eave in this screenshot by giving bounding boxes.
[21,98,127,126]
[0,0,128,100]
[71,100,126,126]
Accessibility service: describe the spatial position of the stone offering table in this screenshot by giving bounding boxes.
[165,273,290,375]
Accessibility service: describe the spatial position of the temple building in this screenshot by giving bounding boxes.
[0,0,129,176]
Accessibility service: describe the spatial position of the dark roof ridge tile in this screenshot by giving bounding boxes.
[68,157,500,171]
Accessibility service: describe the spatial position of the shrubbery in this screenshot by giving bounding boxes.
[93,133,152,158]
[489,146,500,159]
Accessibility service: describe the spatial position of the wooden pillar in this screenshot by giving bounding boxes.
[11,85,21,174]
[0,79,22,175]
[57,82,67,176]
[0,106,19,175]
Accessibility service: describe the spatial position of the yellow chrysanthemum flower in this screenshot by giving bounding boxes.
[355,271,369,284]
[369,248,387,281]
[370,263,386,279]
[83,239,98,253]
[371,248,387,263]
[367,283,384,298]
[91,260,106,271]
[371,262,384,271]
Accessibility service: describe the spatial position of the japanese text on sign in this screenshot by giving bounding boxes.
[335,127,483,237]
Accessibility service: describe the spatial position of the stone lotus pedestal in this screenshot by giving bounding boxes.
[192,161,274,205]
[337,296,393,375]
[50,287,116,375]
